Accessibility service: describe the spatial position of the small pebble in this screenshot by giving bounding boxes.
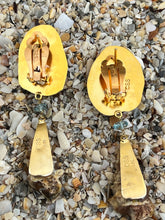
[50,8,56,19]
[156,181,165,194]
[159,213,165,219]
[57,130,70,150]
[0,200,12,215]
[82,129,92,138]
[16,116,29,138]
[91,150,102,163]
[154,100,163,115]
[146,89,153,99]
[100,148,108,157]
[54,13,74,31]
[55,199,65,213]
[9,110,23,132]
[92,182,101,195]
[0,65,7,75]
[0,161,11,175]
[68,198,77,208]
[160,204,165,213]
[0,95,5,106]
[118,9,126,18]
[146,22,156,33]
[0,85,12,93]
[61,33,70,42]
[87,196,97,205]
[0,144,7,160]
[52,111,64,122]
[23,197,32,212]
[158,2,165,10]
[16,93,26,101]
[0,55,9,67]
[159,66,165,77]
[84,138,95,148]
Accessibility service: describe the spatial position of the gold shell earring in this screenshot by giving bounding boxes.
[87,46,146,199]
[18,25,67,196]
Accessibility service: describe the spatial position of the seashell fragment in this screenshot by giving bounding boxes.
[23,197,32,212]
[68,198,77,208]
[72,178,82,189]
[9,110,23,132]
[54,13,74,31]
[16,116,29,138]
[0,144,7,160]
[91,150,102,163]
[0,161,11,175]
[57,130,70,150]
[0,200,12,216]
[28,170,63,201]
[92,182,101,195]
[55,198,65,214]
[0,36,14,51]
[154,100,163,115]
[52,111,64,122]
[156,181,165,194]
[158,2,165,10]
[0,65,7,75]
[0,55,9,67]
[82,128,92,138]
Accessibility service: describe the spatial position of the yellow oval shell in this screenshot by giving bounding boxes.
[87,46,144,116]
[18,25,68,96]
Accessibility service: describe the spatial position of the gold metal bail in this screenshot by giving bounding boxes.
[35,92,42,100]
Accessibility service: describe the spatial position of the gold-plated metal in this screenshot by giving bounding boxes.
[18,25,68,178]
[35,92,42,100]
[120,139,146,199]
[87,46,146,200]
[114,110,123,119]
[87,46,144,116]
[29,118,53,176]
[100,49,128,108]
[25,31,50,85]
[18,25,68,96]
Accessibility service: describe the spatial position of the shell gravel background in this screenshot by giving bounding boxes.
[0,0,165,220]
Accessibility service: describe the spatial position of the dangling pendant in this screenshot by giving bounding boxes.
[18,24,68,182]
[120,136,146,199]
[87,46,146,200]
[29,117,53,176]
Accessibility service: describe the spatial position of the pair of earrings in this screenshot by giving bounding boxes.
[18,25,146,200]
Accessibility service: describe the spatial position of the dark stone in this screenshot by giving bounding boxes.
[159,66,165,77]
[152,134,157,139]
[15,181,28,197]
[127,23,135,34]
[68,153,74,161]
[133,108,141,118]
[123,1,130,7]
[79,157,85,163]
[153,126,162,132]
[62,187,70,199]
[33,103,48,115]
[92,205,98,212]
[148,12,156,20]
[13,2,17,13]
[47,203,55,214]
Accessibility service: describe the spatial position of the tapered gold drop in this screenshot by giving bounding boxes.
[29,118,53,176]
[120,138,146,199]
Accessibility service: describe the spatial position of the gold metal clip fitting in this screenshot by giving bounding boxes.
[100,48,130,108]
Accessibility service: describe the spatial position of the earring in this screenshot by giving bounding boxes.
[87,46,146,199]
[18,25,67,199]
